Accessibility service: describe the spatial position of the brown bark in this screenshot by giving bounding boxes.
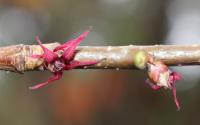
[0,43,200,72]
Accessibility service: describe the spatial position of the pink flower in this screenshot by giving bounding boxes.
[29,30,98,90]
[146,57,181,110]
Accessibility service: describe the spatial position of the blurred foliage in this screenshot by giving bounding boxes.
[0,0,199,125]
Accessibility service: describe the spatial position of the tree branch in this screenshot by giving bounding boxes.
[0,43,200,72]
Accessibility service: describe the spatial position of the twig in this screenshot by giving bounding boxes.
[0,43,200,72]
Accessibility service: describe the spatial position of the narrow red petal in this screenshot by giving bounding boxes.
[29,72,63,90]
[62,30,90,61]
[169,72,181,110]
[53,39,74,52]
[145,79,162,90]
[54,29,90,52]
[151,85,162,90]
[54,30,89,62]
[35,36,58,64]
[172,87,180,111]
[64,60,98,70]
[171,72,181,81]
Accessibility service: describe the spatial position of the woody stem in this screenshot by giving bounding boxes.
[0,43,200,72]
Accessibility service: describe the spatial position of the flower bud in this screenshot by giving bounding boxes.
[146,57,181,110]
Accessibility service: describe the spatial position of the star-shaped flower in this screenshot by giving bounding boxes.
[29,30,98,90]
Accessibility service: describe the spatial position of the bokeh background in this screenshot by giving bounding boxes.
[0,0,200,125]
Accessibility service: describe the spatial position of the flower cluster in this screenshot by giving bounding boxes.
[146,57,181,110]
[30,30,98,90]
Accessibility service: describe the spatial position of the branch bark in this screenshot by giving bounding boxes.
[0,43,200,72]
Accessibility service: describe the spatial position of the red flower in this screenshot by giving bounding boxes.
[146,57,181,110]
[29,30,98,90]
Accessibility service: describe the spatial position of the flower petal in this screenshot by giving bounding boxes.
[53,39,74,52]
[53,29,90,52]
[170,72,181,82]
[145,79,162,90]
[172,86,180,111]
[35,36,58,64]
[29,71,63,90]
[55,30,90,62]
[62,30,90,61]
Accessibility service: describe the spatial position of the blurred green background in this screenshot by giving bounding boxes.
[0,0,200,125]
